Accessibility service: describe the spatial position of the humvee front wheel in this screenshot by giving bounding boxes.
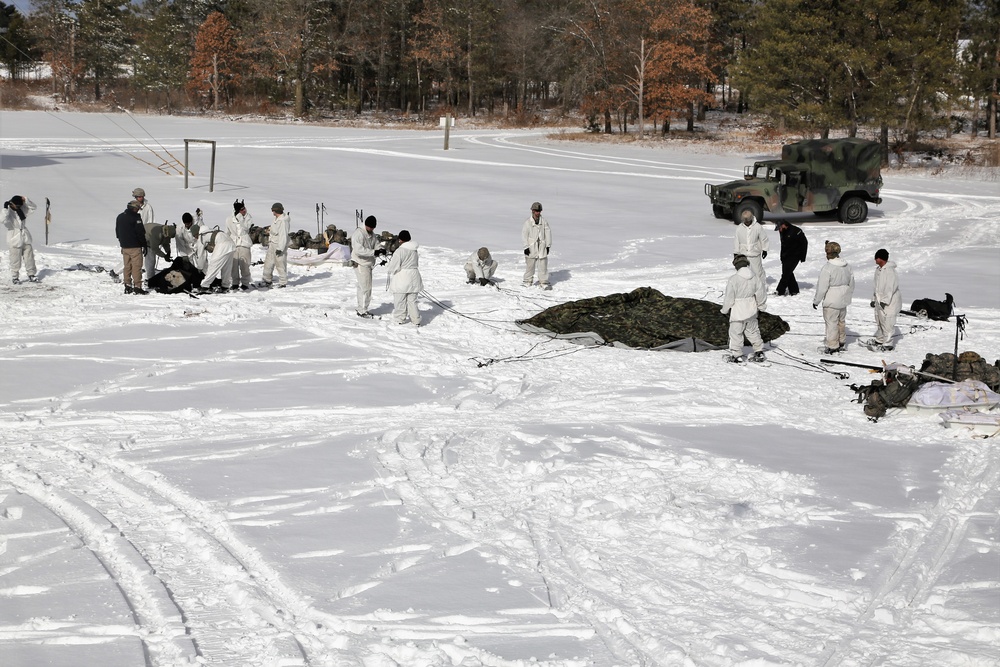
[838,196,868,224]
[733,200,763,224]
[712,205,729,219]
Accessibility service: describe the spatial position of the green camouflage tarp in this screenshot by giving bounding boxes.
[516,286,790,352]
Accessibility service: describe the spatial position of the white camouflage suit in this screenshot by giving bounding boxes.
[464,248,497,283]
[199,228,236,289]
[522,214,552,287]
[813,256,855,350]
[720,264,767,356]
[3,197,37,281]
[137,200,160,282]
[226,210,254,288]
[176,222,205,271]
[872,259,902,345]
[262,212,290,287]
[386,240,423,325]
[350,225,377,313]
[733,216,770,283]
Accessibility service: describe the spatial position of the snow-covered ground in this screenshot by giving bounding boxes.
[1,111,998,667]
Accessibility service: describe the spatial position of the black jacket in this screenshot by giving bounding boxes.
[779,224,808,263]
[116,208,146,249]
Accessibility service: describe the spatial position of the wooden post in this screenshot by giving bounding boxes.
[444,113,451,150]
[209,141,216,192]
[184,139,216,192]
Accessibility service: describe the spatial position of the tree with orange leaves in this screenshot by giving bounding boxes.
[187,12,245,111]
[642,0,715,133]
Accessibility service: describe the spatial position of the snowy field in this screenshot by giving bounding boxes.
[0,111,998,667]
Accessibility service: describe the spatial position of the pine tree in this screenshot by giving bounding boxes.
[134,0,192,110]
[0,2,37,80]
[75,0,133,101]
[959,0,1000,138]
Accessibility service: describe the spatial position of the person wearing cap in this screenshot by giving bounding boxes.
[350,215,379,316]
[774,220,807,296]
[2,194,38,284]
[733,209,769,284]
[813,240,855,354]
[131,187,161,286]
[720,254,768,363]
[386,230,423,325]
[464,247,497,286]
[115,200,147,294]
[522,201,552,289]
[260,202,290,288]
[196,226,236,293]
[227,199,254,290]
[867,248,901,351]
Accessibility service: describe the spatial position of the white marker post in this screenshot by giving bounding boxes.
[441,114,453,150]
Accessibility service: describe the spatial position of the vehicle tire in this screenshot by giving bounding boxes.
[838,196,868,224]
[712,205,728,219]
[733,200,763,224]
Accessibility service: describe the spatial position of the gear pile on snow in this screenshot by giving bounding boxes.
[850,364,922,420]
[850,350,1000,422]
[919,351,1000,391]
[516,286,789,351]
[148,257,206,294]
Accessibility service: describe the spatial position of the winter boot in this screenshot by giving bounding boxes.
[750,351,766,363]
[724,353,744,364]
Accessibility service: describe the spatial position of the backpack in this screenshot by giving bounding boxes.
[852,364,920,421]
[909,293,954,321]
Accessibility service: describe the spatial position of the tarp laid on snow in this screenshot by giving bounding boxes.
[516,286,790,351]
[907,379,1000,411]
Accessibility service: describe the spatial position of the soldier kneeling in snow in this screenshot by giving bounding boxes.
[721,254,767,363]
[464,247,498,286]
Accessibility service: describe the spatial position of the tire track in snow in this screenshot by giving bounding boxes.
[377,426,844,666]
[4,436,355,667]
[3,459,196,667]
[819,439,1000,667]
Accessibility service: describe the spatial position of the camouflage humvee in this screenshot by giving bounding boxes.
[704,138,883,224]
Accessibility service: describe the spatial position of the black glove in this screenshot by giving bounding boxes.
[275,250,283,257]
[546,247,550,254]
[879,302,888,309]
[761,250,767,259]
[374,248,386,257]
[813,303,818,310]
[524,248,530,256]
[870,300,876,308]
[165,252,172,262]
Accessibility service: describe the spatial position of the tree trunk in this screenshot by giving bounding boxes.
[212,54,218,112]
[604,108,612,134]
[990,41,999,139]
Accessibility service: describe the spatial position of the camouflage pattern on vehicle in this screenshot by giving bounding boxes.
[516,286,789,350]
[705,138,883,224]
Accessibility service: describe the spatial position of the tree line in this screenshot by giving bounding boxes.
[2,0,998,141]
